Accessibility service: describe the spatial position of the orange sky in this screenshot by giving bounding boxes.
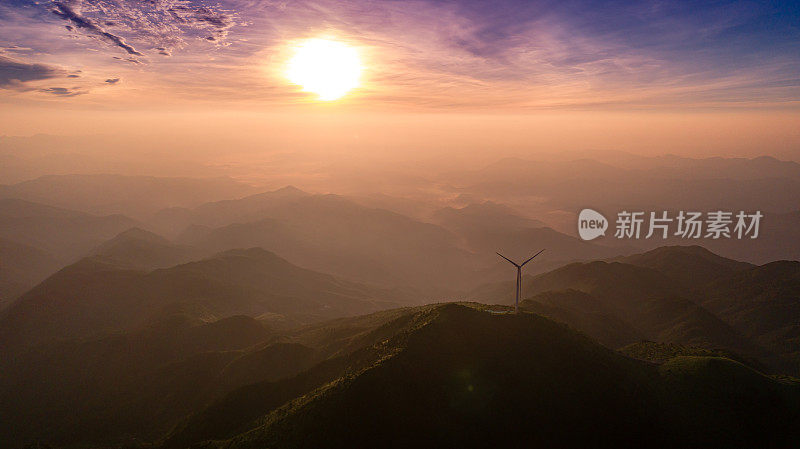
[1,0,799,162]
[2,106,798,162]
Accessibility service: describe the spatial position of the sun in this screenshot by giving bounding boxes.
[286,38,362,101]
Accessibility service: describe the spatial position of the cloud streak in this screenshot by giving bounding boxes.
[0,0,797,109]
[52,0,238,57]
[39,86,84,96]
[0,55,65,88]
[51,1,143,56]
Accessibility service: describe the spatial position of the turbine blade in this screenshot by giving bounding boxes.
[519,249,545,267]
[496,252,520,267]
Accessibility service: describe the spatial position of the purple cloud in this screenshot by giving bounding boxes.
[0,56,65,88]
[45,0,239,60]
[0,0,795,108]
[39,86,84,96]
[112,56,141,64]
[51,1,143,56]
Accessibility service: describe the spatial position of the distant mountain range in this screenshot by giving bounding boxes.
[445,155,800,214]
[1,244,799,448]
[147,187,636,291]
[472,245,799,375]
[152,187,480,291]
[0,153,797,448]
[0,247,406,351]
[89,227,201,270]
[0,198,138,260]
[437,155,800,264]
[431,200,626,274]
[0,174,257,218]
[0,238,61,309]
[1,157,797,296]
[0,189,621,313]
[0,199,138,305]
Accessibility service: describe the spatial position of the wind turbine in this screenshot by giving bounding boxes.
[497,249,545,314]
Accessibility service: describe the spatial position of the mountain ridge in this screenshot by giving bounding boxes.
[0,247,406,351]
[187,304,800,449]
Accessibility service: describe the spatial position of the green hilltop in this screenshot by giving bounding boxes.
[167,304,800,449]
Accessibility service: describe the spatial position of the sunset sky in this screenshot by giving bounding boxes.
[1,0,798,158]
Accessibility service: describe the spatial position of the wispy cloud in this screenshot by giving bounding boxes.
[39,85,85,96]
[46,0,239,59]
[51,0,142,56]
[0,0,797,109]
[0,55,65,88]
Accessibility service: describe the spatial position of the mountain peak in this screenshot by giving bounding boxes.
[89,227,195,270]
[272,185,308,196]
[193,302,800,449]
[108,227,171,244]
[211,247,285,261]
[618,245,753,288]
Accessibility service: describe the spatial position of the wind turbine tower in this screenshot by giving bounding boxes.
[497,249,545,314]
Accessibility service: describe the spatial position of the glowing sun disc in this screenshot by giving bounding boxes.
[286,38,362,101]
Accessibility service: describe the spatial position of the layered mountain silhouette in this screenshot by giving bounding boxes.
[519,289,645,348]
[441,155,800,264]
[431,201,625,282]
[167,305,799,449]
[448,155,800,214]
[615,244,754,290]
[152,187,476,291]
[153,185,311,231]
[1,133,799,449]
[0,190,797,449]
[697,261,800,374]
[0,174,257,218]
[4,304,797,449]
[431,201,547,237]
[473,245,796,374]
[0,237,61,309]
[607,209,800,265]
[148,187,634,291]
[0,314,280,447]
[0,199,139,303]
[89,227,201,270]
[0,303,422,448]
[684,209,800,264]
[0,198,138,261]
[0,247,405,351]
